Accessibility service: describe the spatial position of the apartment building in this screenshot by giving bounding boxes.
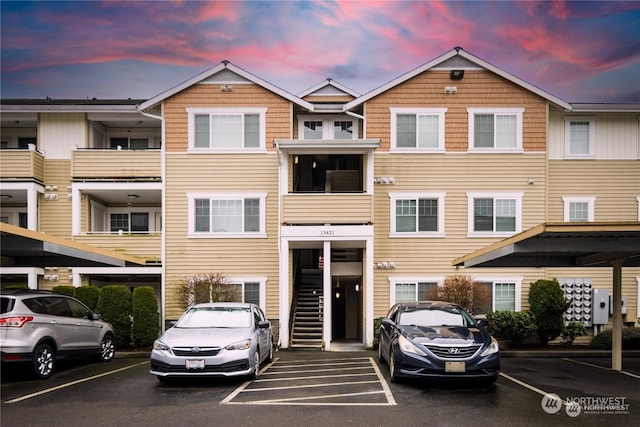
[2,47,638,350]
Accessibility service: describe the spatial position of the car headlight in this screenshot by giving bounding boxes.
[481,337,499,356]
[153,340,170,351]
[398,335,427,356]
[225,339,252,351]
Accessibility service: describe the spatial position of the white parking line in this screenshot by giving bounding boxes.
[222,356,396,406]
[562,358,640,379]
[4,361,149,404]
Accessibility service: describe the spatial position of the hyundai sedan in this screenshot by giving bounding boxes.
[377,301,499,384]
[150,302,274,381]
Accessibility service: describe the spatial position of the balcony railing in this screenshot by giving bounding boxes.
[282,193,372,225]
[72,149,161,179]
[0,148,45,182]
[74,233,161,262]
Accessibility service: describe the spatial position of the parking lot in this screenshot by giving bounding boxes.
[2,351,639,427]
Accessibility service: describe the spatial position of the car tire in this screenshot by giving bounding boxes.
[266,339,274,363]
[389,351,398,383]
[377,341,386,364]
[96,334,115,362]
[250,350,260,379]
[32,342,55,380]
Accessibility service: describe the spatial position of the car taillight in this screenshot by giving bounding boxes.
[0,316,34,327]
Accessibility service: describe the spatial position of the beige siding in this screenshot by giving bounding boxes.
[547,160,640,222]
[40,160,72,238]
[365,70,548,152]
[72,150,161,179]
[0,150,45,182]
[283,194,372,224]
[74,235,161,261]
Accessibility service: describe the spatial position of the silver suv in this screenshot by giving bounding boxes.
[0,290,115,379]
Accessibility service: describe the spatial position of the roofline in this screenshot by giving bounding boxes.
[0,104,140,113]
[0,222,147,267]
[138,61,313,112]
[344,47,572,111]
[298,78,361,98]
[570,103,640,113]
[452,221,640,267]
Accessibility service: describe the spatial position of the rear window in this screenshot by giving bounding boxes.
[1,297,15,314]
[22,297,46,314]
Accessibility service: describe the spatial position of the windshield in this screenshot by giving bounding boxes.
[175,306,252,328]
[398,306,474,327]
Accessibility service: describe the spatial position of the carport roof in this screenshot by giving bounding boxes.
[0,222,147,268]
[452,222,640,269]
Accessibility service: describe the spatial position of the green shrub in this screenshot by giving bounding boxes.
[374,317,383,338]
[528,279,571,345]
[486,310,537,348]
[52,285,76,297]
[73,286,100,311]
[131,287,160,348]
[561,321,588,345]
[590,327,640,350]
[97,285,132,349]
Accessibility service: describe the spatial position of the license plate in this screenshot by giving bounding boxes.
[185,359,205,369]
[445,361,465,372]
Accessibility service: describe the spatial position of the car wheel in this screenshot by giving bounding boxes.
[32,342,55,380]
[389,351,398,383]
[250,350,260,379]
[96,334,115,362]
[266,339,274,363]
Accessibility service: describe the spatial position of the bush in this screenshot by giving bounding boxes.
[176,273,240,310]
[590,327,640,350]
[97,285,132,349]
[131,287,160,348]
[528,279,571,345]
[486,310,537,348]
[425,275,492,315]
[73,286,100,311]
[561,321,588,345]
[52,285,76,297]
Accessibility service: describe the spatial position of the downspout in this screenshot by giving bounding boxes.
[138,108,166,330]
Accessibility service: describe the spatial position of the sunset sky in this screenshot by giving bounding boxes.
[2,1,639,103]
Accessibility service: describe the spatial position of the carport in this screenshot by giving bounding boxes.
[0,222,146,267]
[453,222,640,372]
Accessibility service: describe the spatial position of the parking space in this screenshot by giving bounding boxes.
[222,355,396,406]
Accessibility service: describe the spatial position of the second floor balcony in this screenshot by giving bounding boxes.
[0,146,45,183]
[72,147,161,179]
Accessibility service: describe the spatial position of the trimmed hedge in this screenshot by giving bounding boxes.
[590,327,640,350]
[97,285,132,348]
[73,286,100,311]
[486,310,537,348]
[52,285,76,297]
[131,286,160,348]
[528,279,571,345]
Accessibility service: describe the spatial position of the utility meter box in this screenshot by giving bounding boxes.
[592,288,610,325]
[609,295,628,315]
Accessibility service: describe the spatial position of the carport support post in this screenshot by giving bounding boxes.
[611,259,623,372]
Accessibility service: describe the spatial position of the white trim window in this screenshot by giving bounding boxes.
[563,197,596,222]
[467,192,523,236]
[389,278,442,305]
[390,108,446,151]
[227,277,268,309]
[188,193,266,237]
[89,201,161,234]
[297,115,359,140]
[389,192,445,236]
[467,108,524,152]
[0,209,28,228]
[187,108,266,151]
[564,116,595,158]
[475,278,522,313]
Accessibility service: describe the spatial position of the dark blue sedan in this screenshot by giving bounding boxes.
[377,301,500,384]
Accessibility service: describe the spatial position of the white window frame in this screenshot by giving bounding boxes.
[88,201,161,234]
[562,196,596,222]
[563,116,595,158]
[187,192,267,238]
[390,108,447,152]
[474,277,522,312]
[467,192,523,237]
[388,277,444,306]
[227,277,268,310]
[0,208,27,227]
[467,108,524,152]
[389,192,446,237]
[187,107,267,152]
[297,114,359,140]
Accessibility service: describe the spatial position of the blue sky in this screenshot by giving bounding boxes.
[1,1,639,103]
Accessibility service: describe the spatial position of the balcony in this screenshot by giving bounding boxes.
[72,148,161,180]
[73,233,161,262]
[283,193,372,224]
[0,148,45,183]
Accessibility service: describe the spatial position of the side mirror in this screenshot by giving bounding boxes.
[89,313,101,321]
[258,320,271,329]
[474,317,488,327]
